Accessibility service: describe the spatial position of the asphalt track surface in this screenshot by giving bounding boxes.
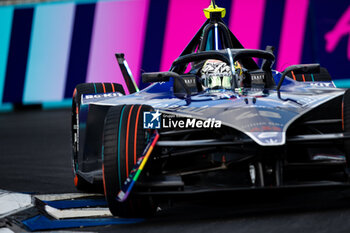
[3,109,350,232]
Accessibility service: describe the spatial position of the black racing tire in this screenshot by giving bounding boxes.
[102,104,156,217]
[343,89,350,177]
[72,82,125,190]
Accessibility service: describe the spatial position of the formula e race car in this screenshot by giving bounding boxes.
[71,1,350,217]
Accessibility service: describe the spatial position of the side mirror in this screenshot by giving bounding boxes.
[142,71,191,100]
[277,64,320,91]
[142,71,180,83]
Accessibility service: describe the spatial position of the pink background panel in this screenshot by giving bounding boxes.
[160,0,208,72]
[277,0,309,71]
[86,0,149,93]
[229,0,266,50]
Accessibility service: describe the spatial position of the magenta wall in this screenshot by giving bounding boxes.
[86,0,149,94]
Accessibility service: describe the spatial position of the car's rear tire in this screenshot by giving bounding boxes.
[102,104,156,217]
[343,89,350,178]
[72,83,125,190]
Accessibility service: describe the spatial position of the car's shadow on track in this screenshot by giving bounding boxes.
[148,188,350,223]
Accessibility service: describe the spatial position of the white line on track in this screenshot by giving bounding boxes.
[0,228,14,233]
[0,190,33,218]
[35,193,103,201]
[45,205,112,219]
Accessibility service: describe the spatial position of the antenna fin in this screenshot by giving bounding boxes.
[203,0,226,19]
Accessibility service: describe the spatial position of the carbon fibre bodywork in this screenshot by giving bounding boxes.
[81,75,343,146]
[75,71,348,190]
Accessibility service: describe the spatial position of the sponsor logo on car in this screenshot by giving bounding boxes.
[84,92,124,99]
[143,110,161,129]
[162,117,221,129]
[143,111,221,129]
[251,74,265,81]
[309,82,334,87]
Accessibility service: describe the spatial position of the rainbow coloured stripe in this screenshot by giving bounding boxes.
[117,131,159,202]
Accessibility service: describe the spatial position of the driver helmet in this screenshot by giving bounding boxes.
[200,59,243,89]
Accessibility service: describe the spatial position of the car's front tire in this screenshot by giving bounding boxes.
[102,104,156,217]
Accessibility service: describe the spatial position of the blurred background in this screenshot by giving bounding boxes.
[0,0,349,110]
